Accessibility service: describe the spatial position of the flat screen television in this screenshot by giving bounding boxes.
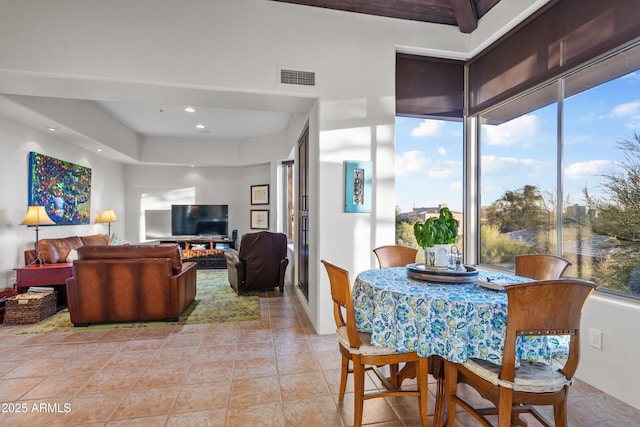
[171,204,228,237]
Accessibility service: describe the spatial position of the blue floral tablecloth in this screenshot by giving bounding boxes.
[353,267,567,364]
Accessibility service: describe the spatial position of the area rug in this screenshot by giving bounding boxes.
[17,270,259,334]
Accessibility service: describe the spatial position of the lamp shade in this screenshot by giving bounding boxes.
[98,209,118,223]
[20,206,55,226]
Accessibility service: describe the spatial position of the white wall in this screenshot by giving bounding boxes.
[123,121,301,242]
[0,0,637,410]
[0,115,125,286]
[578,295,640,409]
[124,163,271,243]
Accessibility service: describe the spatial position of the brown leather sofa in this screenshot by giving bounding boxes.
[24,234,110,265]
[66,244,197,326]
[224,231,288,294]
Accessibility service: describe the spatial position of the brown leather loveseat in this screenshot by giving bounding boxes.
[24,234,110,265]
[66,244,197,326]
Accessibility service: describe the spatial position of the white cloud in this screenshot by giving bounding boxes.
[484,114,540,146]
[438,147,446,156]
[481,154,538,173]
[449,181,462,192]
[411,119,444,137]
[395,150,428,176]
[605,100,640,129]
[427,167,455,179]
[564,159,614,179]
[611,100,640,117]
[427,160,462,179]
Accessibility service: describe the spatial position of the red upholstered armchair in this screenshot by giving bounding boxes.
[224,231,289,294]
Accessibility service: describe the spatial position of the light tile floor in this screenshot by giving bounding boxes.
[1,283,639,426]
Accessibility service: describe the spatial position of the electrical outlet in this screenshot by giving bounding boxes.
[589,328,603,350]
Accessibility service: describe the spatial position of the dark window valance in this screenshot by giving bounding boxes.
[468,0,640,116]
[396,54,464,120]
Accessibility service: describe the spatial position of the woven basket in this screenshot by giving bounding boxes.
[4,292,57,325]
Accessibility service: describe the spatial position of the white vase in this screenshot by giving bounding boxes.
[424,244,450,267]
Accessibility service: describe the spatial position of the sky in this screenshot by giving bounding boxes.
[394,70,640,215]
[395,117,464,213]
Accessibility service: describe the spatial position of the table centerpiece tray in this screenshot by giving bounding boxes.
[406,263,479,284]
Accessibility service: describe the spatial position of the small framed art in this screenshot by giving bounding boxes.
[250,210,269,229]
[344,160,372,213]
[251,184,269,205]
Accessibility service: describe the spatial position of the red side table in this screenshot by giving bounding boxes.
[14,263,73,308]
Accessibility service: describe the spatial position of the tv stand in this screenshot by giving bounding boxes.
[160,237,235,269]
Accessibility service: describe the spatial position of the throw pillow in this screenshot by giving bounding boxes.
[109,233,130,246]
[66,249,79,262]
[109,233,125,246]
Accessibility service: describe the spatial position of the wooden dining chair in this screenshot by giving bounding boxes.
[515,254,572,280]
[443,279,597,427]
[321,259,430,427]
[373,245,418,268]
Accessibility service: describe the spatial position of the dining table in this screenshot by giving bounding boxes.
[353,265,568,366]
[352,265,572,426]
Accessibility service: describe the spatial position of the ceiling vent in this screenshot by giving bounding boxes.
[280,68,315,86]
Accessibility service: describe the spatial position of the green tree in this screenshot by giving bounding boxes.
[483,185,551,233]
[396,217,419,248]
[584,133,640,295]
[480,224,534,267]
[593,134,640,242]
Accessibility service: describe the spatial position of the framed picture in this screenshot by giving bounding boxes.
[344,160,372,213]
[251,184,269,205]
[250,210,269,229]
[27,151,92,225]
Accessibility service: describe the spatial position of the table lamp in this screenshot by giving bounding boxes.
[97,209,118,235]
[20,205,55,265]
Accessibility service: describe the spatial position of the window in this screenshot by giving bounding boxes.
[563,54,640,296]
[395,117,464,257]
[479,84,558,269]
[477,42,640,298]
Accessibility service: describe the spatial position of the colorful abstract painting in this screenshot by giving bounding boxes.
[27,152,92,225]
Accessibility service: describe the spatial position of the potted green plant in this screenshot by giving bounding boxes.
[413,207,459,266]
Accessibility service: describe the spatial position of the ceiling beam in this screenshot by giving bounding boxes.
[450,0,478,33]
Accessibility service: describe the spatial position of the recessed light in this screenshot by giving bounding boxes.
[185,107,196,113]
[46,127,57,132]
[196,124,205,129]
[96,148,103,152]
